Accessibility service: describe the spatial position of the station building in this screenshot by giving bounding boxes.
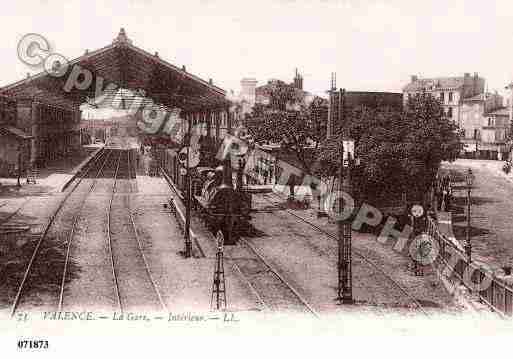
[0,29,232,178]
[0,94,32,177]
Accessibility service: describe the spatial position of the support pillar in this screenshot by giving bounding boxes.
[226,107,232,135]
[206,110,212,139]
[215,111,220,143]
[30,101,38,166]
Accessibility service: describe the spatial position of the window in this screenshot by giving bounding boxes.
[440,92,445,103]
[474,129,480,139]
[449,92,453,103]
[447,107,453,118]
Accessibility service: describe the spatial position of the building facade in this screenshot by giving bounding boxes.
[0,92,82,169]
[239,78,258,115]
[478,107,510,160]
[16,99,82,167]
[459,92,506,159]
[403,72,485,127]
[0,95,32,177]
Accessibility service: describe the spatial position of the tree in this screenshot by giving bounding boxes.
[243,83,328,174]
[315,92,461,207]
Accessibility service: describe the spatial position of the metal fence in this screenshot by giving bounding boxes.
[426,215,513,317]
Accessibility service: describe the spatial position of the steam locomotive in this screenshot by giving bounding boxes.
[191,163,251,244]
[161,148,252,244]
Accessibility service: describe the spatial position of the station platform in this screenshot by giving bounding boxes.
[0,147,102,224]
[0,147,102,195]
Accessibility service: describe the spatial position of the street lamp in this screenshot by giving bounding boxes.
[465,168,474,263]
[337,137,355,304]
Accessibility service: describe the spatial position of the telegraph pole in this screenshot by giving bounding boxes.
[338,152,353,304]
[505,82,513,161]
[336,89,353,305]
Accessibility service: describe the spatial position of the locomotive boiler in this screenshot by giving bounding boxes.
[191,162,251,244]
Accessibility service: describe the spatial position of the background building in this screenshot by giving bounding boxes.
[459,92,505,159]
[239,78,258,115]
[403,72,485,127]
[255,69,314,110]
[80,114,139,144]
[234,69,315,117]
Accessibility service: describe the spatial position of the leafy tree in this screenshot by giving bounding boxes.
[243,82,328,175]
[315,92,461,206]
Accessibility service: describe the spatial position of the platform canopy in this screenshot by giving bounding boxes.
[0,29,229,113]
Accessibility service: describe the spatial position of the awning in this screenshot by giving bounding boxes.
[0,126,33,140]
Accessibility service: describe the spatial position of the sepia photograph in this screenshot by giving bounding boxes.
[1,0,513,356]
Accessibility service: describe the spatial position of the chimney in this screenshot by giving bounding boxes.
[473,72,481,96]
[293,68,303,90]
[410,75,418,83]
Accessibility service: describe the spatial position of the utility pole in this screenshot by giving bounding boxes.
[327,72,337,139]
[505,82,513,161]
[338,149,353,304]
[337,89,353,305]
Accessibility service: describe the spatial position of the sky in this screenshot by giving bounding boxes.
[2,0,513,108]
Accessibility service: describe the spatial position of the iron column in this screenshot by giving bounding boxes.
[184,113,192,258]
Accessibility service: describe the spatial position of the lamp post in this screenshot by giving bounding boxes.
[465,168,474,263]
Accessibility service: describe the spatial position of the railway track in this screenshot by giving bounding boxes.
[160,170,319,316]
[227,238,320,317]
[258,192,429,316]
[9,147,168,315]
[57,150,114,311]
[107,149,167,313]
[10,148,110,316]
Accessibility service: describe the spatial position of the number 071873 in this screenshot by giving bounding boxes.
[17,339,49,350]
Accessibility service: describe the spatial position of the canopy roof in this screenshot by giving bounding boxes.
[0,29,229,112]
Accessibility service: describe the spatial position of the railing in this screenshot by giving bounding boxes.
[426,215,513,317]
